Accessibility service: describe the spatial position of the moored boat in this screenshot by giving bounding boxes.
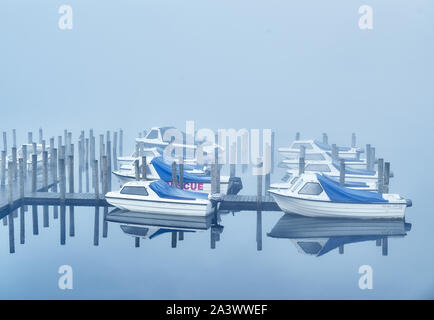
[269,173,411,219]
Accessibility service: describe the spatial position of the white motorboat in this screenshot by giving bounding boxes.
[113,156,233,194]
[270,171,378,191]
[279,139,363,160]
[269,173,411,219]
[105,180,217,216]
[267,213,411,256]
[279,160,386,185]
[135,126,222,157]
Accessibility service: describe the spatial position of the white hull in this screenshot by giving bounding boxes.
[106,196,214,216]
[271,193,406,219]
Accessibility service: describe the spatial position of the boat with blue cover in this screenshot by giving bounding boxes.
[268,173,411,219]
[105,180,217,216]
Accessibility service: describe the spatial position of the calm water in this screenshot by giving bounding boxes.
[1,167,433,300]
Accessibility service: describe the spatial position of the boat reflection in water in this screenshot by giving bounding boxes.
[267,213,411,257]
[106,208,224,248]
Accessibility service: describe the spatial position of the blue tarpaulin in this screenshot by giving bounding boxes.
[151,157,211,183]
[149,180,209,200]
[332,161,376,176]
[316,174,387,203]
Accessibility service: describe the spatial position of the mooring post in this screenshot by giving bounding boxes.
[1,150,5,186]
[59,157,66,245]
[229,142,236,178]
[119,129,123,157]
[106,140,112,191]
[134,160,140,181]
[295,132,300,141]
[68,155,75,237]
[366,144,371,170]
[384,162,390,193]
[2,132,7,152]
[113,132,118,171]
[12,147,17,181]
[52,148,58,219]
[257,158,263,209]
[19,158,25,244]
[39,128,43,144]
[102,156,109,239]
[331,144,338,161]
[28,132,33,144]
[264,142,271,194]
[322,133,328,145]
[382,236,388,256]
[8,161,15,253]
[256,210,262,251]
[99,134,104,189]
[299,145,306,159]
[32,142,36,155]
[370,147,376,170]
[12,129,16,148]
[339,159,345,186]
[42,151,49,228]
[93,159,99,200]
[49,137,55,165]
[78,140,83,193]
[339,245,344,254]
[141,156,147,181]
[171,161,178,188]
[22,144,27,175]
[215,146,220,193]
[179,157,184,189]
[298,156,305,175]
[377,158,384,194]
[31,154,38,235]
[171,232,177,248]
[351,133,356,148]
[90,135,95,186]
[85,138,89,192]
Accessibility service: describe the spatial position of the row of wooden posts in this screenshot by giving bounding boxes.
[297,145,391,193]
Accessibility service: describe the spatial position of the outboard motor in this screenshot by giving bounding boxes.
[227,177,243,195]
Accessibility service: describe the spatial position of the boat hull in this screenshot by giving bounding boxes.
[106,196,214,216]
[270,193,406,219]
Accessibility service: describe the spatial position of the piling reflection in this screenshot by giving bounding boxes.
[267,213,411,257]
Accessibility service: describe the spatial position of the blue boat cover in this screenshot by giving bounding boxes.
[332,161,376,176]
[151,157,211,183]
[314,140,351,152]
[149,180,209,201]
[325,175,368,188]
[316,174,387,203]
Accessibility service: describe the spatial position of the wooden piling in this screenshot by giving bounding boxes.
[39,128,43,144]
[42,151,49,227]
[215,146,220,193]
[298,157,305,175]
[141,156,147,181]
[351,133,356,148]
[295,132,300,141]
[68,155,75,237]
[384,162,390,193]
[257,159,263,209]
[19,158,25,244]
[85,138,89,192]
[12,147,17,181]
[31,154,38,235]
[339,159,345,186]
[113,132,118,171]
[22,145,27,175]
[331,144,338,160]
[366,144,371,170]
[134,160,140,181]
[178,157,184,189]
[8,161,15,253]
[377,158,384,194]
[339,245,344,254]
[102,156,108,239]
[119,129,123,157]
[12,129,16,148]
[59,157,66,245]
[322,133,328,145]
[28,132,33,144]
[106,140,112,191]
[382,237,388,256]
[2,132,7,152]
[171,232,177,248]
[78,140,83,193]
[1,150,5,186]
[171,162,178,188]
[93,160,99,199]
[229,142,236,178]
[52,148,58,219]
[256,210,262,251]
[370,147,376,170]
